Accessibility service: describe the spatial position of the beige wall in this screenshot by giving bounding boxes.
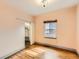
[0,2,33,58]
[34,6,76,49]
[77,4,79,54]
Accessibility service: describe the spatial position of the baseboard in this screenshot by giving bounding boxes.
[34,42,78,55]
[0,46,25,59]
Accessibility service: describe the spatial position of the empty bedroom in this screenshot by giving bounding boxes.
[0,0,79,59]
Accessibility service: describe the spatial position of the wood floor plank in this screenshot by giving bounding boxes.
[7,45,79,59]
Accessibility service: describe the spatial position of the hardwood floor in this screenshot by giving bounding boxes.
[7,45,79,59]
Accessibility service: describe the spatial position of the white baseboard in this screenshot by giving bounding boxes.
[0,46,25,59]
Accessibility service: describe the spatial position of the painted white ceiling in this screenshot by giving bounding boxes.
[2,0,79,16]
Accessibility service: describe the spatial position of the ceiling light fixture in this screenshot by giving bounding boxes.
[41,0,48,7]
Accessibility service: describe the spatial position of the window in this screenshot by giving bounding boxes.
[44,20,57,39]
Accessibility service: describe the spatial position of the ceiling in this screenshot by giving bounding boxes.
[1,0,79,16]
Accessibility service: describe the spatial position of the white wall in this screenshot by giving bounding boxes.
[30,22,35,45]
[0,2,33,58]
[76,4,79,55]
[34,7,76,49]
[0,21,25,58]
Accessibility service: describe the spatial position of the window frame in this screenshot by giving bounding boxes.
[44,20,57,39]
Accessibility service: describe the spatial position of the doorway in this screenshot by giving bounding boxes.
[25,22,30,47]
